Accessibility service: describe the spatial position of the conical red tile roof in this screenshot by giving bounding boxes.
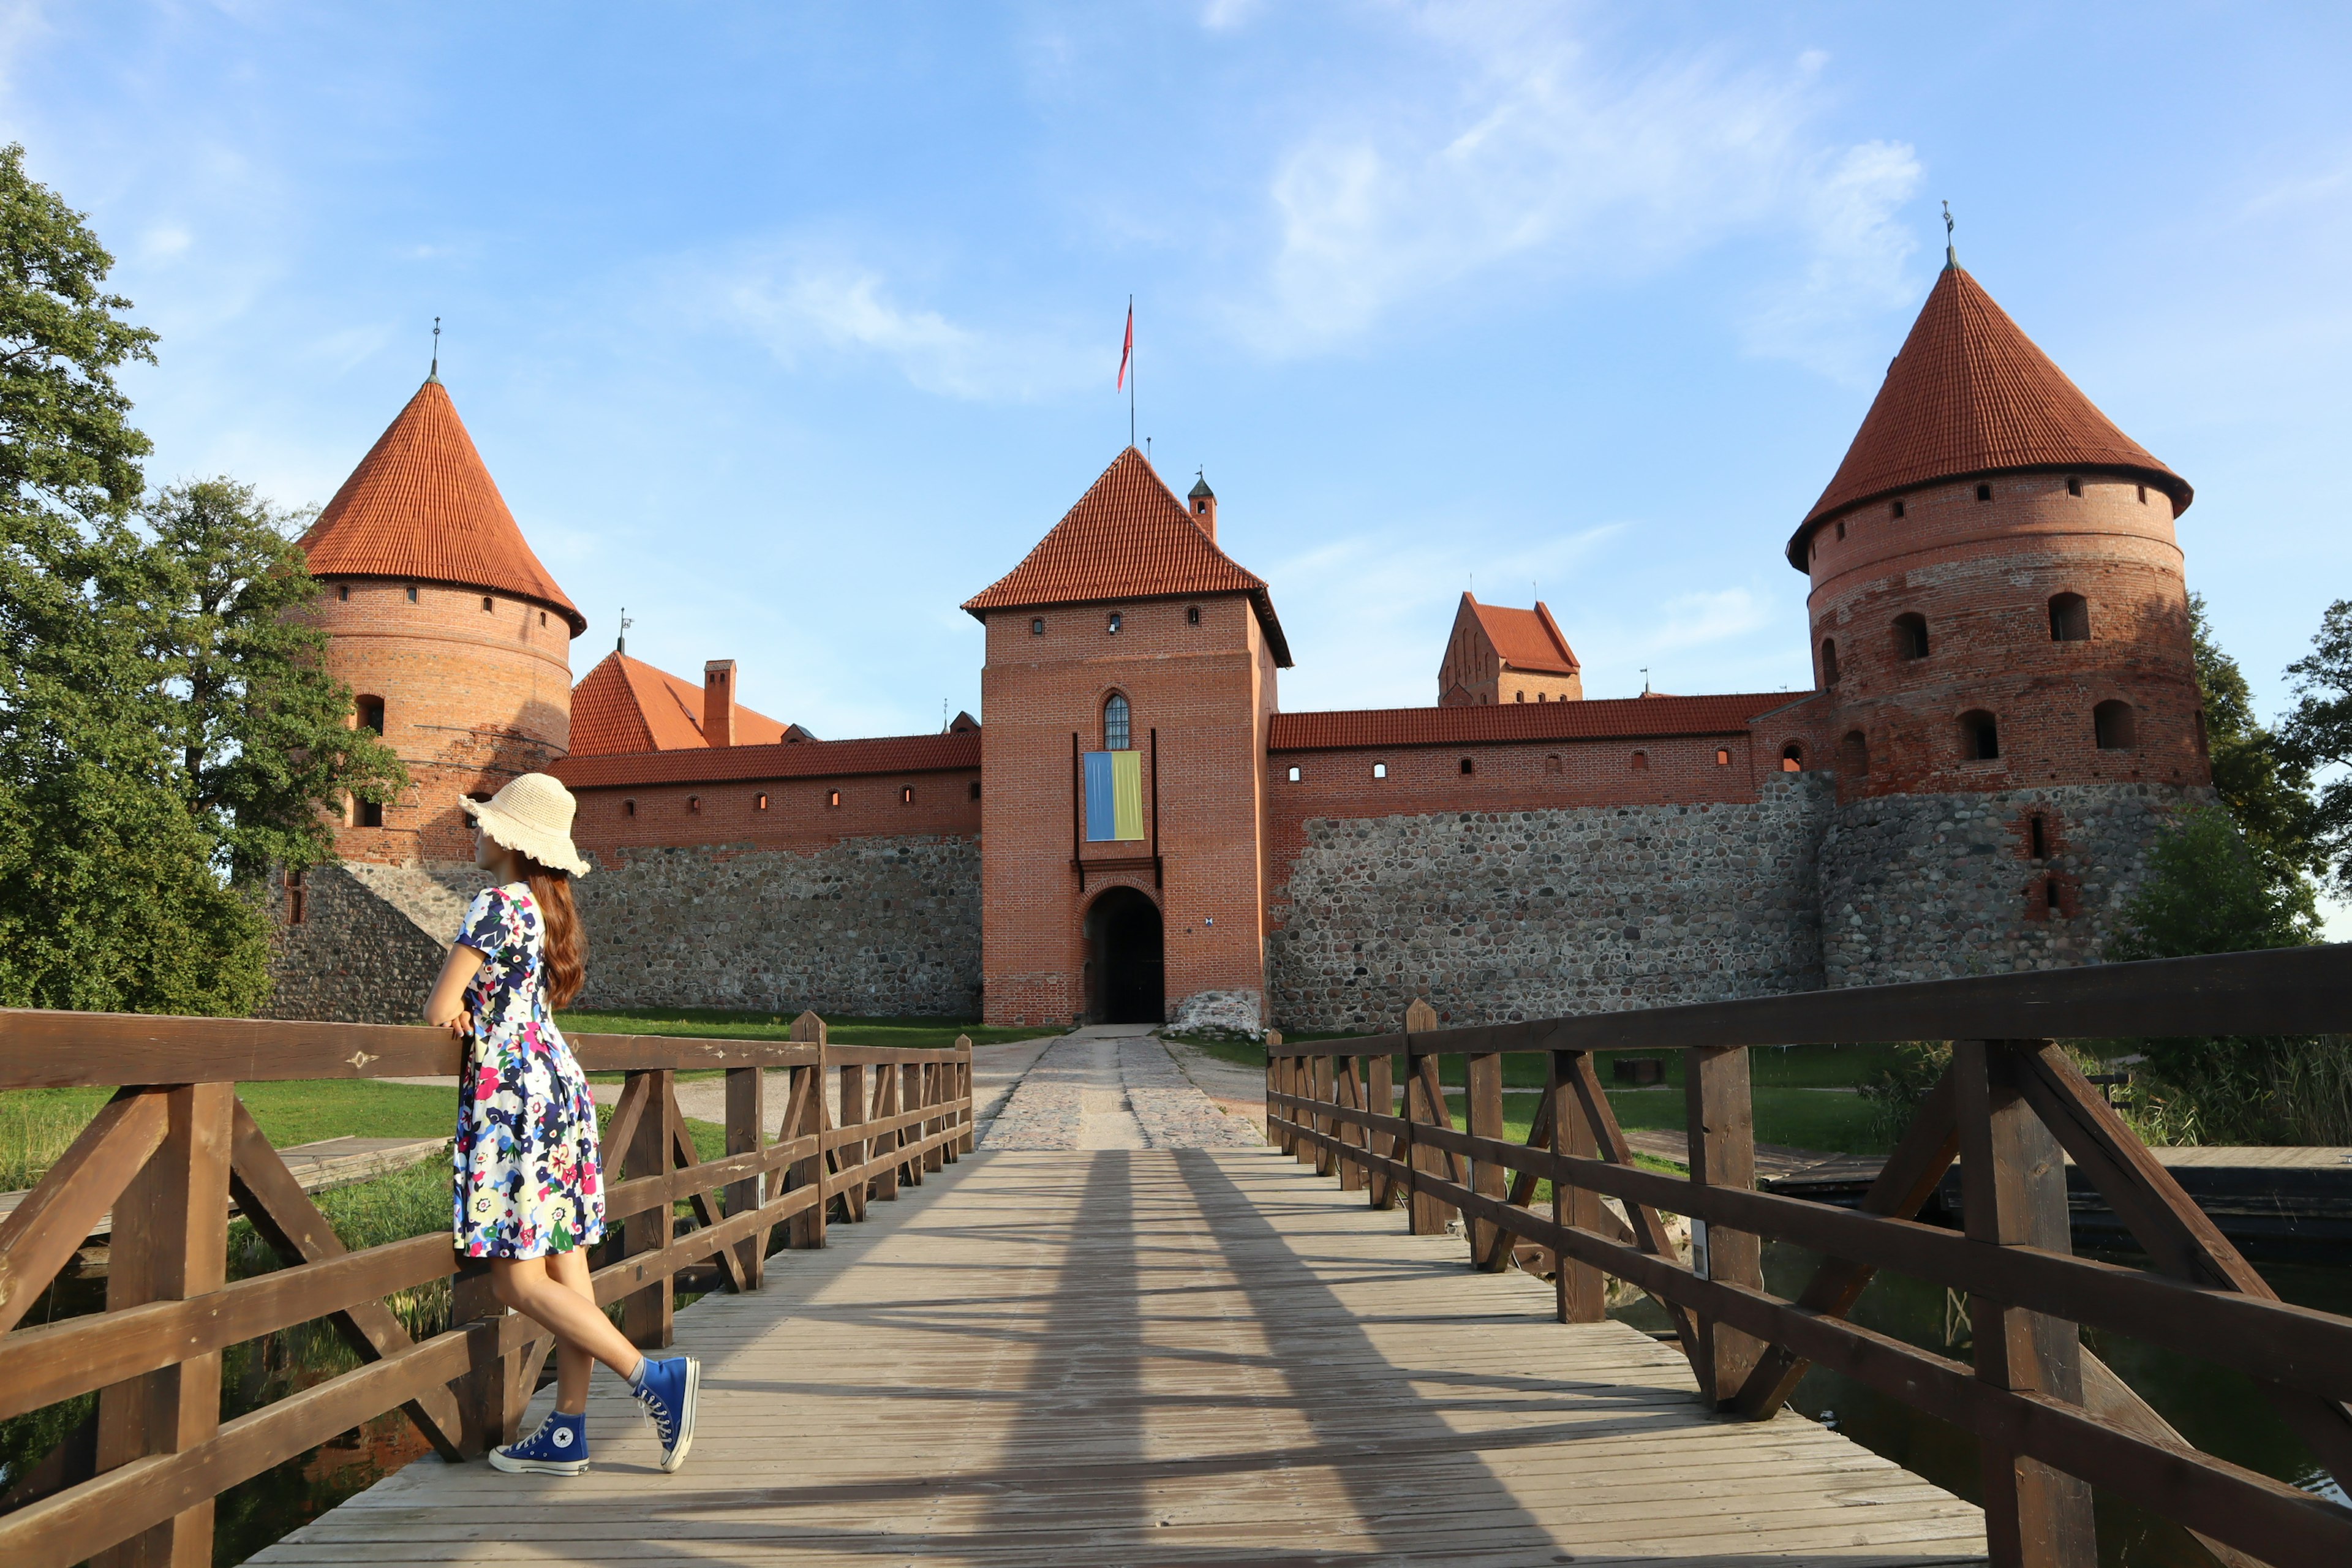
[963,447,1291,665]
[300,379,585,633]
[1788,265,2190,568]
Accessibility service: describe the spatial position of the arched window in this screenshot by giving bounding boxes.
[1960,710,2000,761]
[755,793,769,811]
[1514,690,1525,703]
[2049,593,2089,642]
[1839,730,1869,780]
[902,785,915,802]
[2094,700,2135,750]
[355,695,385,734]
[1781,742,1804,772]
[1104,693,1132,750]
[687,795,701,814]
[1714,748,1731,766]
[1820,638,1839,685]
[1893,612,1929,661]
[1372,763,1387,779]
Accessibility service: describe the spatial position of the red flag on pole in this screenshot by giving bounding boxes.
[1117,301,1133,391]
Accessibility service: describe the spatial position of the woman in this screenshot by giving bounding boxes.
[421,772,698,1477]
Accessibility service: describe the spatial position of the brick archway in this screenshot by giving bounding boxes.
[1084,884,1164,1024]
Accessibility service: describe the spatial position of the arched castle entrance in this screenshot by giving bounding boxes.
[1084,886,1164,1025]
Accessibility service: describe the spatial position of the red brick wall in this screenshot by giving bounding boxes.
[314,578,575,864]
[569,768,981,859]
[978,592,1275,1026]
[1806,473,2208,798]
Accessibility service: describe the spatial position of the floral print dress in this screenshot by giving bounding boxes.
[451,883,605,1258]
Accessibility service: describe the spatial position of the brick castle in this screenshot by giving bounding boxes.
[266,255,2212,1032]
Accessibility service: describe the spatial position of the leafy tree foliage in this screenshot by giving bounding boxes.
[2106,806,2316,964]
[135,480,404,886]
[0,146,402,1013]
[2190,593,2318,882]
[2280,597,2352,895]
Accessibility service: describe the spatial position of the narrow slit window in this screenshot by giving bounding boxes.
[284,867,305,925]
[755,793,769,811]
[969,780,982,801]
[1186,605,1200,625]
[624,798,636,817]
[337,583,349,601]
[2046,876,2065,915]
[902,785,915,803]
[1836,519,1847,540]
[1515,690,1525,703]
[482,595,494,611]
[2029,813,2048,860]
[1891,500,1905,519]
[2138,484,2149,503]
[687,795,701,813]
[828,790,842,807]
[1820,638,1839,685]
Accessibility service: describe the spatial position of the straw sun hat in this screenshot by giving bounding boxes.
[459,772,592,878]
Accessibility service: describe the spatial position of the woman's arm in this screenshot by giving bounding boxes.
[424,943,489,1038]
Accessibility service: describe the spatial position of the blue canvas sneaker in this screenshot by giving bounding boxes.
[489,1409,590,1476]
[632,1355,700,1472]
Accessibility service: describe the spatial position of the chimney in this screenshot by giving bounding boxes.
[1188,472,1217,543]
[703,659,736,747]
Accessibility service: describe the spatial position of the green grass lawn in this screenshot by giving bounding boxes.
[1175,1037,1901,1093]
[559,1008,1045,1050]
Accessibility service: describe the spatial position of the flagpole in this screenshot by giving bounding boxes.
[1128,293,1136,449]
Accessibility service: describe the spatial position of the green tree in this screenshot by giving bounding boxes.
[2106,806,2317,965]
[2190,593,2318,880]
[134,479,404,885]
[2280,597,2352,895]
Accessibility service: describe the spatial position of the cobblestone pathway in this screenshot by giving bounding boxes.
[981,1029,1264,1150]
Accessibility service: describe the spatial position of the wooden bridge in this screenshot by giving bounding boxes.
[3,951,2351,1567]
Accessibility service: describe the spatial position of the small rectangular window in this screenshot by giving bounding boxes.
[755,793,769,811]
[687,794,701,813]
[1715,748,1730,765]
[360,799,383,827]
[828,790,842,807]
[1890,500,1905,519]
[405,584,418,602]
[482,595,494,611]
[1106,612,1122,634]
[969,780,981,801]
[1372,763,1387,779]
[1286,766,1301,782]
[902,785,914,803]
[539,609,547,626]
[1186,605,1200,625]
[1031,617,1045,635]
[624,798,636,816]
[337,584,349,601]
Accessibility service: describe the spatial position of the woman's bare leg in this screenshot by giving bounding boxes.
[491,1256,643,1419]
[544,1250,605,1414]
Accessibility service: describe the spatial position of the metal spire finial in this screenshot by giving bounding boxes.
[429,317,442,382]
[617,607,633,655]
[1942,201,1956,270]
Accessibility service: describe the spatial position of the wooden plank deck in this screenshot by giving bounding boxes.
[253,1147,1986,1566]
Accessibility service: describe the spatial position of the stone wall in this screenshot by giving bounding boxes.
[262,864,451,1023]
[573,834,982,1016]
[1267,774,1833,1031]
[1818,783,2204,986]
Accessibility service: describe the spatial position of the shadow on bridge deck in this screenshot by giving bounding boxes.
[250,1148,1985,1566]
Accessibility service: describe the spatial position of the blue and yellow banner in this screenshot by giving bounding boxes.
[1084,750,1145,841]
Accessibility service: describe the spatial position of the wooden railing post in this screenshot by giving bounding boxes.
[1337,1056,1366,1193]
[1466,1051,1507,1269]
[872,1063,902,1201]
[1367,1052,1398,1209]
[623,1068,676,1348]
[1404,998,1450,1234]
[1685,1044,1762,1406]
[1311,1055,1336,1176]
[1958,1039,2097,1568]
[837,1062,867,1221]
[92,1082,231,1568]
[956,1035,976,1155]
[1551,1050,1606,1322]
[448,1259,515,1457]
[788,1013,830,1246]
[924,1059,946,1174]
[725,1063,766,1289]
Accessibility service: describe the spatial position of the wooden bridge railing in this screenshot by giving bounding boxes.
[0,1007,973,1568]
[1266,946,2352,1568]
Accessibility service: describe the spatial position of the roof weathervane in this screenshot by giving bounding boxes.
[1942,200,1956,270]
[429,316,441,382]
[617,607,632,655]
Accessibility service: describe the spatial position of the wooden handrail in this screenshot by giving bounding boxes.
[1267,948,2352,1568]
[0,1013,979,1568]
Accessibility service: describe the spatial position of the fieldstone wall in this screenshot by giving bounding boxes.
[1268,775,1834,1031]
[573,835,982,1016]
[1819,783,2206,986]
[262,864,451,1023]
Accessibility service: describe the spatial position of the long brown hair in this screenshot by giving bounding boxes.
[518,854,586,1009]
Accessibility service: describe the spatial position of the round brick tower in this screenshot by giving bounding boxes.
[1788,252,2211,983]
[298,375,583,867]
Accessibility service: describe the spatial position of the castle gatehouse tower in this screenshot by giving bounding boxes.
[963,448,1292,1030]
[1790,254,2211,982]
[296,375,584,866]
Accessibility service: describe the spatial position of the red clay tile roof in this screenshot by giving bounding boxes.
[963,447,1292,666]
[554,729,980,790]
[1268,693,1802,752]
[300,379,585,633]
[1466,596,1579,676]
[1789,265,2190,567]
[568,650,793,756]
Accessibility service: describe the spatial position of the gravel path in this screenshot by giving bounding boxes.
[981,1028,1264,1151]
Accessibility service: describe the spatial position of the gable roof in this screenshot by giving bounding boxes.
[568,649,793,756]
[962,447,1292,666]
[1270,692,1806,752]
[1789,264,2190,567]
[299,379,585,633]
[1464,595,1578,676]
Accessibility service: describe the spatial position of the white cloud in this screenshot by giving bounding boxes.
[1232,6,1921,371]
[709,246,1094,403]
[1200,0,1262,32]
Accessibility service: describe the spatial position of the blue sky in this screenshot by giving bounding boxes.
[13,2,2352,743]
